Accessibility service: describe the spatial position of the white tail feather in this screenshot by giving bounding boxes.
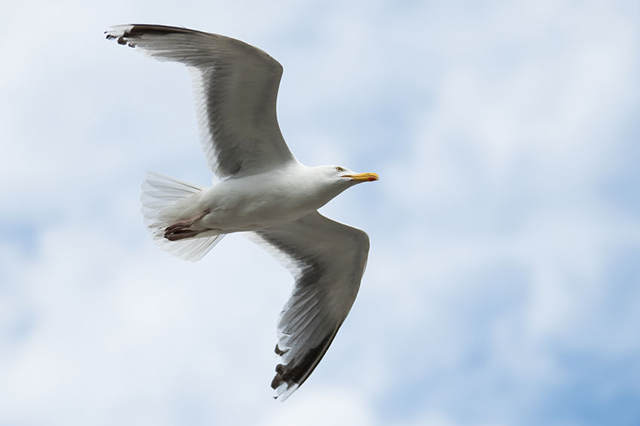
[141,171,224,262]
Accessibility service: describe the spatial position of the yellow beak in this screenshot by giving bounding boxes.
[342,172,379,182]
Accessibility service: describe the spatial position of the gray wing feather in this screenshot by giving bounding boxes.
[106,24,295,178]
[253,211,370,400]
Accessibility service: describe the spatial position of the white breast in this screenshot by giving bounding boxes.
[198,165,333,232]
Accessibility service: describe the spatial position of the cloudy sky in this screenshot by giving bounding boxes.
[1,0,639,425]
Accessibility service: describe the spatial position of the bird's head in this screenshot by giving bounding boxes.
[320,165,379,186]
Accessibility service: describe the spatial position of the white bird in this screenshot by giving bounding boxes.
[105,24,378,400]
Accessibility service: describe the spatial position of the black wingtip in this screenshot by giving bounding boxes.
[274,344,287,356]
[105,24,203,47]
[270,332,336,397]
[104,26,131,45]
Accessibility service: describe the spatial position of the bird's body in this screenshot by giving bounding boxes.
[106,24,378,400]
[168,164,354,236]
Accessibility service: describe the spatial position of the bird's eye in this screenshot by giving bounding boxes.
[335,166,345,172]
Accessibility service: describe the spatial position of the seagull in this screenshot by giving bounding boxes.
[105,24,378,400]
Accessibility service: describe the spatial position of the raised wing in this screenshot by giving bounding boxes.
[253,211,370,400]
[105,24,295,178]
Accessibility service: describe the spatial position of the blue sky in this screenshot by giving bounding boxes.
[1,0,639,425]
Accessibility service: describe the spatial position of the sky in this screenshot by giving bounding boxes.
[1,0,639,425]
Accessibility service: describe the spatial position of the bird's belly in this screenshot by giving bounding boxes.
[199,186,318,232]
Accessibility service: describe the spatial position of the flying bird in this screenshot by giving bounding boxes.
[105,24,378,400]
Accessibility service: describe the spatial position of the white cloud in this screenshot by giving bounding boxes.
[1,0,639,425]
[264,387,374,426]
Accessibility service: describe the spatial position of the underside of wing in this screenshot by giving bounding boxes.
[106,24,296,178]
[253,211,370,400]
